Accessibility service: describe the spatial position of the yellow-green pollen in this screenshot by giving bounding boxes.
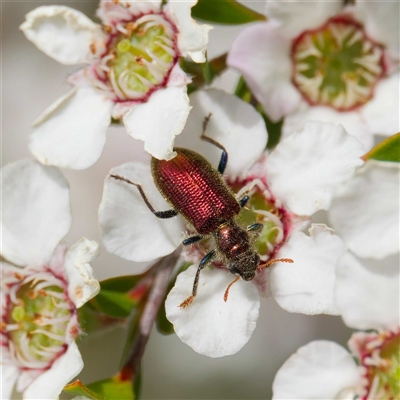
[7,281,72,365]
[232,184,285,259]
[292,19,384,110]
[367,334,400,399]
[106,15,176,99]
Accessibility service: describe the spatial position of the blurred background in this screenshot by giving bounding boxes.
[2,2,353,398]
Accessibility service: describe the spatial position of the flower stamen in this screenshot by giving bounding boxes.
[291,17,385,110]
[100,12,178,101]
[351,330,400,399]
[224,175,293,265]
[3,270,77,371]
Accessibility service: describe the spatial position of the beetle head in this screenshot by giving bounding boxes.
[229,252,260,281]
[240,270,256,281]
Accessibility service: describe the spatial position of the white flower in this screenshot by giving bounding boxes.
[272,340,362,400]
[98,89,364,357]
[227,0,400,150]
[330,160,400,259]
[336,252,399,332]
[20,1,211,169]
[272,252,400,400]
[1,159,100,400]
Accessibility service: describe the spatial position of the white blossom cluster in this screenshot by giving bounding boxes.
[2,0,399,399]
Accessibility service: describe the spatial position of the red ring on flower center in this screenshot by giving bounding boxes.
[291,16,386,111]
[94,10,180,104]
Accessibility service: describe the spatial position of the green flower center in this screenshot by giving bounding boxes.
[105,14,177,100]
[365,332,400,399]
[5,274,74,368]
[231,179,289,260]
[292,18,384,110]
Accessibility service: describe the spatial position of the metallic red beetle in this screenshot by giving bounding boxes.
[111,116,292,307]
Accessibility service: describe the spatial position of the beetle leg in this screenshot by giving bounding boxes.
[247,223,263,233]
[202,112,212,133]
[179,249,216,308]
[110,174,178,219]
[200,113,228,175]
[182,235,203,246]
[239,195,250,208]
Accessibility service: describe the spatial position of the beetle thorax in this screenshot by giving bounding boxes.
[214,220,250,258]
[213,220,259,281]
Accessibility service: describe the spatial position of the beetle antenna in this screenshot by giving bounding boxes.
[258,258,294,270]
[223,275,240,302]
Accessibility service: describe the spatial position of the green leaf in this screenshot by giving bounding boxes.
[78,303,121,335]
[363,133,400,162]
[257,105,283,150]
[192,0,266,25]
[234,75,252,103]
[205,53,228,86]
[99,275,143,292]
[64,375,135,400]
[90,275,148,319]
[88,374,135,400]
[91,290,136,319]
[202,54,213,85]
[181,53,227,94]
[64,379,104,400]
[181,59,203,91]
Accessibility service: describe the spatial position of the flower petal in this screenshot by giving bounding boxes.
[228,22,302,122]
[352,1,400,60]
[20,5,105,65]
[165,265,260,357]
[360,73,400,136]
[165,0,211,63]
[330,161,400,259]
[265,0,343,39]
[272,340,361,400]
[1,160,71,267]
[23,342,83,399]
[65,238,100,308]
[123,86,191,160]
[167,63,192,87]
[336,252,399,331]
[29,87,113,170]
[65,314,81,343]
[99,162,185,263]
[282,104,374,151]
[48,243,69,277]
[267,121,365,216]
[16,370,42,396]
[122,0,162,13]
[97,0,162,25]
[269,225,345,315]
[1,365,18,400]
[175,89,268,180]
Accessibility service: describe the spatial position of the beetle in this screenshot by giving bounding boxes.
[111,115,293,308]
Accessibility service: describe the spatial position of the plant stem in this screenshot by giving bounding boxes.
[121,247,181,384]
